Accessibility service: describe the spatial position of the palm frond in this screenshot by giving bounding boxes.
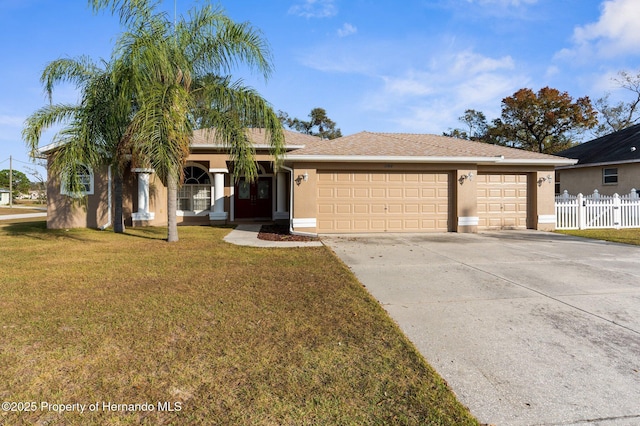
[22,104,80,158]
[88,0,158,27]
[41,56,100,103]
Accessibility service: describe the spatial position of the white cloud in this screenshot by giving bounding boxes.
[337,23,357,38]
[545,65,560,79]
[449,50,515,75]
[288,0,337,18]
[0,115,24,127]
[465,0,537,5]
[560,0,640,59]
[381,72,434,97]
[362,50,525,133]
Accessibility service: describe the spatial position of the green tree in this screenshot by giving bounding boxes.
[443,109,489,141]
[594,70,640,136]
[491,87,597,154]
[0,170,31,198]
[442,128,469,139]
[279,107,342,139]
[94,0,284,242]
[23,57,131,233]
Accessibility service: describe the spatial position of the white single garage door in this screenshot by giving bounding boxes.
[317,171,449,233]
[477,173,528,230]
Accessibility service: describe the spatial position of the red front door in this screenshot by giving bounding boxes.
[235,177,272,219]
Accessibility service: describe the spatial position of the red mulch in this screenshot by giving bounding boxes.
[258,224,319,242]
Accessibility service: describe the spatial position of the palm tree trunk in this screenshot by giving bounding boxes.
[113,169,125,233]
[167,173,179,242]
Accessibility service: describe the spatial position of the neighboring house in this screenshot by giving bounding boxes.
[0,188,9,206]
[40,129,574,234]
[555,124,640,196]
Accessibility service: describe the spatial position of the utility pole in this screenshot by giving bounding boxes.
[9,155,13,208]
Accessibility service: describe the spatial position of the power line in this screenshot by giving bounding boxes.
[13,158,42,166]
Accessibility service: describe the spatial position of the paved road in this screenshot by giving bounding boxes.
[324,231,640,426]
[0,212,46,221]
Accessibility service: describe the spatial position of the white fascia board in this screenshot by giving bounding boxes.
[190,144,305,150]
[38,140,67,155]
[285,155,577,166]
[494,158,578,166]
[285,155,493,163]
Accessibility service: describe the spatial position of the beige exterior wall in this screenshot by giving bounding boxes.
[455,168,478,232]
[46,164,111,229]
[534,170,556,231]
[290,164,318,234]
[289,162,558,235]
[45,148,560,234]
[556,163,640,197]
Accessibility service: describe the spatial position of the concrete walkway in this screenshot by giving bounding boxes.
[223,224,323,247]
[324,231,640,426]
[0,212,47,221]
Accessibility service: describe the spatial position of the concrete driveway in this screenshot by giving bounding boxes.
[323,231,640,426]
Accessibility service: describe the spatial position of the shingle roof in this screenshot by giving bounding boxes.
[556,124,640,165]
[286,131,573,165]
[191,128,321,149]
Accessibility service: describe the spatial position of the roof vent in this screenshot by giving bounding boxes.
[632,147,637,152]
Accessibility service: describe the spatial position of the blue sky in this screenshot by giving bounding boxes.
[1,0,640,177]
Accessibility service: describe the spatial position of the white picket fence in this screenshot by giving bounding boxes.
[555,189,640,230]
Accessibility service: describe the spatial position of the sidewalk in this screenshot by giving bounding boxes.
[0,212,47,221]
[223,224,323,248]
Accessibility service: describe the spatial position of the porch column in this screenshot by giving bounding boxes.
[209,168,228,220]
[275,172,289,219]
[132,168,155,222]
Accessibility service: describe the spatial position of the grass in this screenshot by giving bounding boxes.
[0,223,478,425]
[555,228,640,246]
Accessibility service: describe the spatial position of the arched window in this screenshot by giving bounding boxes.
[178,165,211,211]
[61,164,94,197]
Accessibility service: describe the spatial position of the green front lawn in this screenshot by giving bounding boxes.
[0,223,477,425]
[555,228,640,246]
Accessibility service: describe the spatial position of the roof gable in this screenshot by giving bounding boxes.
[556,124,640,165]
[191,128,321,150]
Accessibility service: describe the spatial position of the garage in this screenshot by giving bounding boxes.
[317,171,449,233]
[476,173,528,230]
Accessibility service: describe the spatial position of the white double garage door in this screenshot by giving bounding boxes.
[317,171,528,233]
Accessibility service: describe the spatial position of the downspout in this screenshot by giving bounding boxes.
[280,165,295,234]
[99,165,112,230]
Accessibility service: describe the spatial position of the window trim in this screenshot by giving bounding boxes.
[602,167,618,185]
[60,164,94,197]
[177,163,213,214]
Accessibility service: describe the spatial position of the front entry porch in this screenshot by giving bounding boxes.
[234,176,272,219]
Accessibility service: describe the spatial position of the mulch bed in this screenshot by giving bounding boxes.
[258,224,319,242]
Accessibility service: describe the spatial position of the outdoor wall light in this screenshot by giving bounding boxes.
[295,171,309,186]
[458,172,473,185]
[538,175,553,186]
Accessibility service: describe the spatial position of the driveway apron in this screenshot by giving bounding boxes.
[323,231,640,426]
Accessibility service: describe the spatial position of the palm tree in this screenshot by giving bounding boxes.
[94,0,285,242]
[23,57,132,233]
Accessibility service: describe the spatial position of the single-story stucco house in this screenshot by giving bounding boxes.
[41,129,576,234]
[555,124,640,196]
